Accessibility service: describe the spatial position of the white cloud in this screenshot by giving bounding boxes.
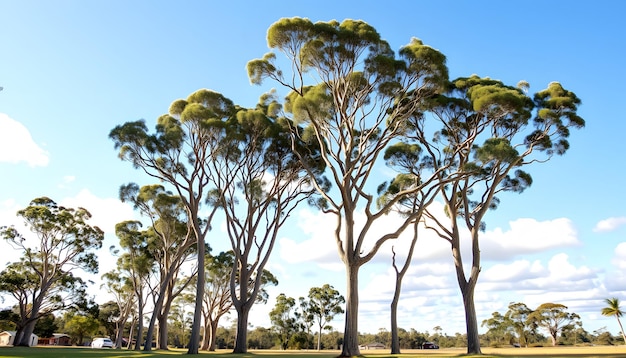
[57,175,76,189]
[0,113,49,167]
[482,218,580,260]
[60,189,136,234]
[594,217,626,233]
[612,242,626,270]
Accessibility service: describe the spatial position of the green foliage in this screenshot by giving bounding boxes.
[527,303,581,346]
[270,293,299,350]
[33,313,57,338]
[601,297,626,343]
[63,314,100,345]
[300,284,345,350]
[0,197,103,346]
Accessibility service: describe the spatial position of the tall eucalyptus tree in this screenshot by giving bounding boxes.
[110,90,232,353]
[189,93,321,353]
[422,77,584,354]
[248,18,448,356]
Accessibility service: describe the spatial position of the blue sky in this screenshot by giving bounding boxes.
[1,0,626,338]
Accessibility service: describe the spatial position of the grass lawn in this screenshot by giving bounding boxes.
[1,346,626,358]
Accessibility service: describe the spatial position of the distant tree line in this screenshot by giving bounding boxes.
[481,301,625,347]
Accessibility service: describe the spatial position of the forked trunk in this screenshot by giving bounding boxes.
[200,321,210,350]
[16,299,41,346]
[17,320,36,347]
[209,320,219,351]
[340,263,360,357]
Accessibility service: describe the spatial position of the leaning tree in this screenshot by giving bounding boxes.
[0,197,103,346]
[601,297,626,344]
[247,18,448,356]
[422,77,584,354]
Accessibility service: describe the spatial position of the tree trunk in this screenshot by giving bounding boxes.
[17,321,36,347]
[233,304,250,353]
[144,296,162,351]
[317,323,322,350]
[390,285,400,354]
[135,298,144,350]
[115,321,124,349]
[340,263,360,357]
[127,316,135,349]
[186,239,205,354]
[616,317,626,345]
[200,320,210,350]
[158,303,172,350]
[461,281,481,354]
[17,304,40,346]
[208,320,219,351]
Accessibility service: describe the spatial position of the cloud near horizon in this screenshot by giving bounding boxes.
[0,113,49,167]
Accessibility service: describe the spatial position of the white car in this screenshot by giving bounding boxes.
[91,337,113,348]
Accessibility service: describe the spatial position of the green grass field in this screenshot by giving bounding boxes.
[1,346,626,358]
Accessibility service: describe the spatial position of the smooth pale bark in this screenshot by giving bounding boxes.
[390,223,419,354]
[341,263,360,357]
[157,299,173,349]
[452,229,482,355]
[134,295,144,350]
[186,239,205,354]
[233,302,251,353]
[200,319,219,351]
[390,288,401,354]
[16,316,37,346]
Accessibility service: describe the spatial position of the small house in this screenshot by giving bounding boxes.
[38,333,71,346]
[0,331,39,347]
[359,342,385,350]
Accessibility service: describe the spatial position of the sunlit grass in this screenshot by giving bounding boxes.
[1,346,626,358]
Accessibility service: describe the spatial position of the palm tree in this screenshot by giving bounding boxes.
[601,297,626,344]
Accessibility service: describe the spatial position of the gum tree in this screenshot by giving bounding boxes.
[201,250,277,351]
[0,197,103,346]
[422,77,584,354]
[505,302,533,347]
[269,293,298,350]
[114,220,154,350]
[528,302,580,346]
[101,271,136,348]
[119,183,196,350]
[247,18,448,356]
[201,251,235,351]
[187,93,320,353]
[303,284,345,351]
[110,90,232,353]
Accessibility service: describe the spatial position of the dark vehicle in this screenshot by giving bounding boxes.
[422,342,439,349]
